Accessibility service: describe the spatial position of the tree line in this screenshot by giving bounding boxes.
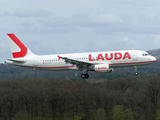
[0,74,160,120]
[0,59,159,80]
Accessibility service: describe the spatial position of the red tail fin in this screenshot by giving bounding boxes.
[7,33,35,58]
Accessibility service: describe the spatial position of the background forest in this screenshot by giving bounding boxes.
[0,49,160,120]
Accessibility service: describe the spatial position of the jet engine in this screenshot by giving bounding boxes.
[94,64,114,73]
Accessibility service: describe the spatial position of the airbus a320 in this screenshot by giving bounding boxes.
[5,33,156,79]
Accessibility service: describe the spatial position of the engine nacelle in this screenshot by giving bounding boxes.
[94,64,114,73]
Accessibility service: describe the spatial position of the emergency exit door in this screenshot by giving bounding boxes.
[33,57,38,66]
[132,51,138,61]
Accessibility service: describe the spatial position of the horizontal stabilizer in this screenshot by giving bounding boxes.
[6,59,26,63]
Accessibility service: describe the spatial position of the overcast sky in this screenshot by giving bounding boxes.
[0,0,160,62]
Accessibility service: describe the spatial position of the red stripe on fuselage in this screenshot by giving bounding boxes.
[8,34,27,58]
[109,60,156,67]
[22,65,77,69]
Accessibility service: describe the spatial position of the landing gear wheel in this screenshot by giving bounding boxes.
[85,74,89,79]
[134,72,138,76]
[81,74,86,79]
[81,74,89,79]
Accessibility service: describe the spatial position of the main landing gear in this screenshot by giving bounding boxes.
[81,74,89,79]
[134,66,138,76]
[81,70,89,79]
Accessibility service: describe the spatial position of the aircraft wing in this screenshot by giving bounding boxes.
[58,55,95,69]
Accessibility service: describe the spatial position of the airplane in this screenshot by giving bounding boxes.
[5,33,156,79]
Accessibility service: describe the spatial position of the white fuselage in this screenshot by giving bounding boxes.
[5,50,156,71]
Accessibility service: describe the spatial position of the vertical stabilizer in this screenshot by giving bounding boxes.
[7,33,35,58]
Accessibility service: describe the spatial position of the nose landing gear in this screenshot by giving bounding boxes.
[134,66,138,76]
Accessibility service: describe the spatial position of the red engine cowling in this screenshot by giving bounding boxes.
[94,64,114,73]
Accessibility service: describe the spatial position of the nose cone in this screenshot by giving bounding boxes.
[152,56,156,62]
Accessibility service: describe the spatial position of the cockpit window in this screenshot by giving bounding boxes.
[142,53,149,56]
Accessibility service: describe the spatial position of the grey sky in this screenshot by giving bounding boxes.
[0,0,160,62]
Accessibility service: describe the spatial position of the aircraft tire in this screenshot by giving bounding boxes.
[81,74,86,79]
[134,72,138,76]
[85,74,89,79]
[81,74,89,79]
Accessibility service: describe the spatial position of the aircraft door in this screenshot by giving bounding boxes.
[132,51,138,61]
[33,57,38,66]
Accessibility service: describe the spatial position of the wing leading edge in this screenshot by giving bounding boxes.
[58,55,95,69]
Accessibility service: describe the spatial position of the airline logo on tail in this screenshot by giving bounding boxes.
[7,34,27,58]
